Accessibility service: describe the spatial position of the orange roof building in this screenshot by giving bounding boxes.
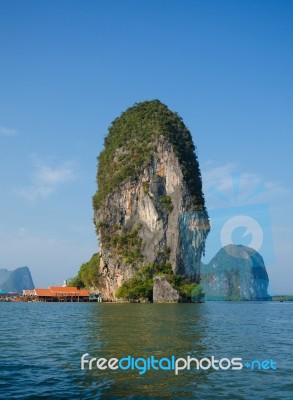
[49,286,79,295]
[34,288,57,297]
[23,286,90,302]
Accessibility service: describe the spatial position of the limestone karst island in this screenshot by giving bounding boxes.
[69,99,271,303]
[3,101,272,303]
[1,101,273,303]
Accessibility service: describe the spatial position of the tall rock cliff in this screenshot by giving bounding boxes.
[201,245,271,300]
[93,100,210,301]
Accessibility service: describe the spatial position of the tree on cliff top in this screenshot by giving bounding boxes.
[68,253,101,289]
[93,100,206,211]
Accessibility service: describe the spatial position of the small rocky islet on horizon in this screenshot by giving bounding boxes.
[0,266,35,300]
[0,266,34,293]
[69,100,271,302]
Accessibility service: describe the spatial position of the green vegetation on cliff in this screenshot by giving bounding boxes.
[93,100,206,211]
[69,253,101,289]
[272,295,293,301]
[116,261,204,302]
[102,223,143,266]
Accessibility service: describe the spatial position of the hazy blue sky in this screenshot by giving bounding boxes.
[0,0,292,293]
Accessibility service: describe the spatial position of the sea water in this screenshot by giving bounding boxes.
[0,302,292,399]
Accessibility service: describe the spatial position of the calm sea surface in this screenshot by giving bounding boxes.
[0,302,292,399]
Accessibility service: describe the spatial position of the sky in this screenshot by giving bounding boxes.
[0,0,292,293]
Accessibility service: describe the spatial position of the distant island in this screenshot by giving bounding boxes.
[271,295,293,301]
[201,244,271,301]
[0,266,34,293]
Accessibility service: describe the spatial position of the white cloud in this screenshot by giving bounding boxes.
[203,162,238,193]
[202,161,287,208]
[201,161,292,294]
[17,158,77,202]
[0,126,17,137]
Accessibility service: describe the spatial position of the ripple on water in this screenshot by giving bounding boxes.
[0,302,292,399]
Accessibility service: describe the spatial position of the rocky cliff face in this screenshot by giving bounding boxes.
[93,100,209,301]
[201,245,271,300]
[153,276,180,303]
